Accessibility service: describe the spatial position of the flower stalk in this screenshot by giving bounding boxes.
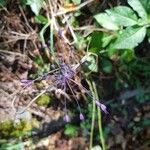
[87,78,106,150]
[92,81,106,150]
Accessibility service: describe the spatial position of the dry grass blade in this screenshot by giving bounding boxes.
[54,0,94,16]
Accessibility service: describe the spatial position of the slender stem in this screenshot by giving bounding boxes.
[50,20,54,56]
[48,0,59,64]
[39,20,51,46]
[66,81,81,112]
[86,79,96,150]
[39,17,51,63]
[70,77,104,148]
[92,81,106,150]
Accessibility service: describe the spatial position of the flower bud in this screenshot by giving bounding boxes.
[79,113,85,120]
[63,114,71,122]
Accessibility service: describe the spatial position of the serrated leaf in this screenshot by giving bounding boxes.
[94,13,119,30]
[27,0,44,15]
[106,6,138,27]
[111,26,146,49]
[128,0,148,20]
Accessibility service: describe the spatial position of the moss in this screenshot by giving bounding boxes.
[36,94,52,106]
[0,121,13,137]
[0,119,34,138]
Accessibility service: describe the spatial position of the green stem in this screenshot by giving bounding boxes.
[39,16,59,64]
[50,19,59,65]
[39,20,51,46]
[50,19,54,56]
[87,79,96,150]
[92,81,106,150]
[39,18,51,64]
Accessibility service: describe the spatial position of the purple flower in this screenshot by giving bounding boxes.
[42,44,48,49]
[95,100,101,107]
[95,100,108,114]
[100,103,108,114]
[79,113,85,120]
[63,114,71,122]
[20,79,33,85]
[55,63,75,87]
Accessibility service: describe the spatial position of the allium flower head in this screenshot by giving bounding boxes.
[13,57,108,120]
[55,63,75,87]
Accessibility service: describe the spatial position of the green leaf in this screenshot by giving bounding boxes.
[101,59,112,73]
[121,49,135,62]
[111,26,146,49]
[35,15,48,24]
[0,0,7,7]
[75,33,87,50]
[128,0,148,20]
[94,6,138,30]
[72,0,81,5]
[27,0,44,15]
[83,53,98,72]
[139,0,150,16]
[107,48,118,58]
[89,32,103,53]
[94,13,119,30]
[147,28,150,43]
[106,6,138,27]
[102,34,115,48]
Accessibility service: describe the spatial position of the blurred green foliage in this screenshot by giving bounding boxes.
[64,124,78,137]
[0,0,6,7]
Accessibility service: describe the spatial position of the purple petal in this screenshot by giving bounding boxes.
[100,103,108,114]
[20,79,32,85]
[95,100,108,114]
[79,113,84,120]
[63,114,71,122]
[95,100,101,107]
[42,44,48,49]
